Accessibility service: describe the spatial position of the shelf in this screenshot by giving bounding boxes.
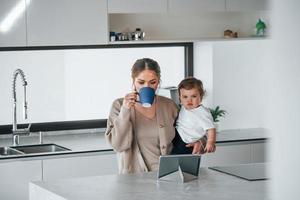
[107,37,269,45]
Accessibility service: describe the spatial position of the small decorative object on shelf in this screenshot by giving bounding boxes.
[132,28,145,40]
[209,106,227,131]
[224,29,238,38]
[109,28,145,42]
[255,19,267,36]
[109,31,116,42]
[116,32,131,41]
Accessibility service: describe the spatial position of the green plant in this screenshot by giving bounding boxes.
[209,106,227,123]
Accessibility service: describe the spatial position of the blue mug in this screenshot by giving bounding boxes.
[138,87,155,107]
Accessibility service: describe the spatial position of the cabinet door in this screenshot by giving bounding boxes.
[108,0,168,13]
[168,0,226,13]
[251,142,268,163]
[201,143,251,167]
[27,0,108,46]
[0,0,27,47]
[0,160,42,200]
[226,0,269,11]
[43,152,118,181]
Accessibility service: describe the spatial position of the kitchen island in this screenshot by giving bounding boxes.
[0,128,268,200]
[30,167,269,200]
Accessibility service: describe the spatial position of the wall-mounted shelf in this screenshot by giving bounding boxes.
[107,37,269,45]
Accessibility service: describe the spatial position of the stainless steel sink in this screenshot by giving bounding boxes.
[0,147,24,156]
[11,143,71,154]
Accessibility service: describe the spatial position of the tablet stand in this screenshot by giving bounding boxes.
[159,166,198,183]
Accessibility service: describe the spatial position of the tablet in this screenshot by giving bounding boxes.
[157,154,201,179]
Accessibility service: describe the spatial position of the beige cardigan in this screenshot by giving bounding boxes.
[105,95,178,174]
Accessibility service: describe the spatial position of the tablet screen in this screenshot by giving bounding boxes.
[158,154,201,179]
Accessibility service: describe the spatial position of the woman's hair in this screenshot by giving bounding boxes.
[131,58,161,81]
[178,77,205,99]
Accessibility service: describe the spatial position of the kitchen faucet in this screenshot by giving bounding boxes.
[12,69,31,146]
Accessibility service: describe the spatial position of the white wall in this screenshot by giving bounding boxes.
[1,40,270,132]
[0,51,66,125]
[267,0,300,199]
[193,42,214,107]
[63,47,184,121]
[212,39,269,130]
[0,47,184,125]
[193,39,269,130]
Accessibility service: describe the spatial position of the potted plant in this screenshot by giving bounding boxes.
[209,106,227,131]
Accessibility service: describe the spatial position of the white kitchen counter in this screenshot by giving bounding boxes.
[216,128,268,143]
[0,128,268,162]
[29,165,270,200]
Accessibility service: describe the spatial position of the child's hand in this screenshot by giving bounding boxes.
[186,141,205,155]
[205,141,216,153]
[186,142,201,154]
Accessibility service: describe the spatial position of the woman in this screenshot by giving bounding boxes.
[105,58,201,174]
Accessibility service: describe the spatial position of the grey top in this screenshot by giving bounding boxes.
[0,128,268,162]
[209,163,269,181]
[30,166,270,200]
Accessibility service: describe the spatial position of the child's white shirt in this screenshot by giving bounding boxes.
[176,105,215,143]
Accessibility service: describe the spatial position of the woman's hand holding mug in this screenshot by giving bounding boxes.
[123,92,138,109]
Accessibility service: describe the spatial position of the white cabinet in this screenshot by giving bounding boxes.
[109,0,268,14]
[27,0,108,46]
[108,0,168,13]
[168,0,226,13]
[201,141,267,167]
[0,152,117,200]
[0,0,27,47]
[201,143,251,167]
[0,160,42,200]
[251,141,269,163]
[226,0,269,11]
[43,153,118,181]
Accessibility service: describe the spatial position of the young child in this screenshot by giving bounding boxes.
[172,77,216,154]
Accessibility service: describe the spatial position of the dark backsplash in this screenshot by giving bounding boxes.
[0,119,107,135]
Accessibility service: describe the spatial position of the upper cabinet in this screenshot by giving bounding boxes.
[0,0,27,47]
[168,0,270,13]
[109,0,270,41]
[27,0,108,46]
[168,0,226,13]
[108,0,269,14]
[226,0,269,11]
[108,0,168,13]
[0,0,270,47]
